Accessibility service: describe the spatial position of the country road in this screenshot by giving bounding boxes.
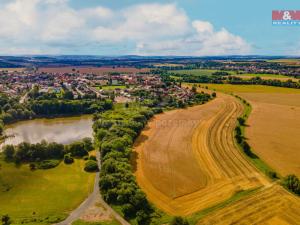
[55,151,130,225]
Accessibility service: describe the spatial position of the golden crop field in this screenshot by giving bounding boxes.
[199,83,300,177]
[198,185,300,225]
[134,93,268,216]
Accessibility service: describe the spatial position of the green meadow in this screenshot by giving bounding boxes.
[171,69,235,76]
[0,155,95,225]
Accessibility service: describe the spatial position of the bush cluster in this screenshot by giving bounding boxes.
[282,174,300,196]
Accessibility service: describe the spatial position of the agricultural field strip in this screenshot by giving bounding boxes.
[198,185,300,225]
[135,94,268,216]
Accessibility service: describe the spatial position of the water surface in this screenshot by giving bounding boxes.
[1,115,93,147]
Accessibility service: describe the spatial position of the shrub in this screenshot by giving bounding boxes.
[69,141,88,157]
[3,145,15,161]
[83,155,89,161]
[29,163,36,171]
[64,153,74,164]
[237,117,245,126]
[89,155,97,161]
[282,174,300,195]
[36,160,60,169]
[170,216,189,225]
[84,160,99,172]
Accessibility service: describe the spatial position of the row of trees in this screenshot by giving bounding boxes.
[2,138,93,164]
[29,99,113,116]
[162,71,300,89]
[94,107,155,224]
[227,76,300,89]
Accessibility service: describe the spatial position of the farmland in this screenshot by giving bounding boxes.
[171,69,235,76]
[0,156,95,225]
[198,185,300,225]
[234,73,298,81]
[133,93,268,216]
[38,67,150,75]
[200,83,300,177]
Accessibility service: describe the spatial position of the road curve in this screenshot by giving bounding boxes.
[55,151,130,225]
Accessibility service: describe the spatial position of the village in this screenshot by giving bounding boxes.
[0,68,194,104]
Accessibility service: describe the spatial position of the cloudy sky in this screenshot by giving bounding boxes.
[0,0,299,56]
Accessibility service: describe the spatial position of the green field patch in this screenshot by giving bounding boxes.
[96,86,126,91]
[0,155,95,225]
[171,69,235,76]
[238,73,290,78]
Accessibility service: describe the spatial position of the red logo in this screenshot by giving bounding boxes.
[272,10,300,20]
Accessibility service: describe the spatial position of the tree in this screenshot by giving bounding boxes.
[170,216,189,225]
[282,174,300,195]
[237,117,245,126]
[0,122,3,136]
[82,137,93,152]
[191,85,197,93]
[1,215,11,225]
[64,153,74,164]
[84,160,99,172]
[3,145,15,161]
[68,141,88,157]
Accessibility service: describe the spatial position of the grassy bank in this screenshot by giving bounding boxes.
[0,155,95,225]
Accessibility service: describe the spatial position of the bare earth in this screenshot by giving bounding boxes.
[239,93,300,177]
[133,94,268,216]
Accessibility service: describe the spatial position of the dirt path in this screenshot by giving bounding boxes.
[133,93,269,216]
[55,151,130,225]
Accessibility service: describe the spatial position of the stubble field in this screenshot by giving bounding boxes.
[201,83,300,177]
[133,93,268,216]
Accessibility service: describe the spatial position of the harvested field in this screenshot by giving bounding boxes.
[201,83,300,177]
[198,185,300,225]
[134,94,268,216]
[239,93,300,177]
[38,67,149,74]
[0,68,25,72]
[234,74,298,82]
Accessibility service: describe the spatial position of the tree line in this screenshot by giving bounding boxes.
[161,71,300,89]
[2,138,93,165]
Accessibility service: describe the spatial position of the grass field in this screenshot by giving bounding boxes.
[172,69,235,76]
[101,85,126,90]
[0,155,95,225]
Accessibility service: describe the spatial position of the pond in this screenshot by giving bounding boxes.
[1,115,93,148]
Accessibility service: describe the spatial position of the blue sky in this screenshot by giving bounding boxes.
[0,0,299,56]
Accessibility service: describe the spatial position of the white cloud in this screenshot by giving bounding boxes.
[0,1,251,55]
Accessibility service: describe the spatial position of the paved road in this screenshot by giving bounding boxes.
[55,151,130,225]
